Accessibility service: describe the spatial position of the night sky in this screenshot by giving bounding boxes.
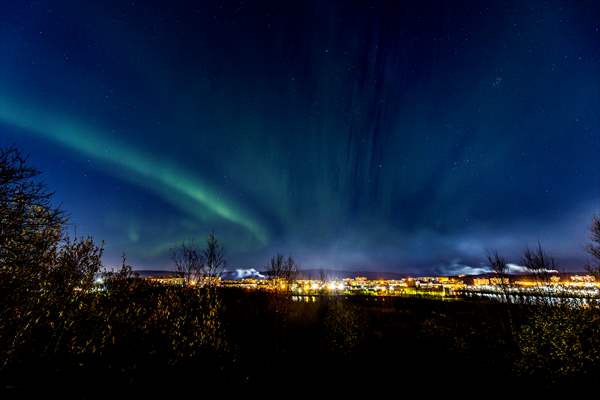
[1,0,600,273]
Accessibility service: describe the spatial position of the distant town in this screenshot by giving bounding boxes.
[137,270,600,302]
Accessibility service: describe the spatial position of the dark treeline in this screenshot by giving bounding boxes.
[2,146,600,392]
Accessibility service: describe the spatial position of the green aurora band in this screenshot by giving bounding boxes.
[0,95,269,244]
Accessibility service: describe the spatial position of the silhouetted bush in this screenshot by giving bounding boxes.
[0,148,228,389]
[509,240,600,385]
[516,304,600,384]
[323,297,363,356]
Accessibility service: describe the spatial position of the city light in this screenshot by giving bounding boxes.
[141,272,600,304]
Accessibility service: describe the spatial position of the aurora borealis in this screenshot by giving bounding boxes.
[1,1,600,272]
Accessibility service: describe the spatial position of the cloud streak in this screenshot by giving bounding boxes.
[437,260,559,276]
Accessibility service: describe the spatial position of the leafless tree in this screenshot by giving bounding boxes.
[0,147,64,271]
[487,250,516,342]
[1,147,64,365]
[283,255,299,282]
[586,215,600,278]
[522,242,557,285]
[487,250,511,302]
[268,254,298,282]
[202,232,225,283]
[171,241,203,286]
[172,233,225,287]
[319,268,327,283]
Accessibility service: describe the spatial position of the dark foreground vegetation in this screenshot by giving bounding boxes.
[2,146,600,393]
